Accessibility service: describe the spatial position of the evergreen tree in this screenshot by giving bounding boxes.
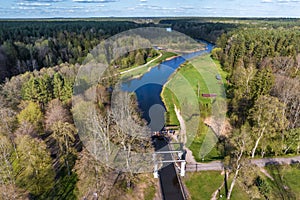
[17,102,43,133]
[250,67,274,101]
[52,72,64,100]
[13,135,55,197]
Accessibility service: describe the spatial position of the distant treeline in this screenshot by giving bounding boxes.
[159,19,239,43]
[0,19,246,82]
[3,18,299,83]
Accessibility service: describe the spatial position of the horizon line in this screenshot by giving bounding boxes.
[0,16,300,20]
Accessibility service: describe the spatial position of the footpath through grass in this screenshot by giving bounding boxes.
[161,53,228,161]
[121,51,177,80]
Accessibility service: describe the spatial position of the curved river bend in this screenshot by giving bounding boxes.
[121,40,214,129]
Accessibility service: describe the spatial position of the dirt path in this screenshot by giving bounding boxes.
[186,156,300,171]
[174,105,197,164]
[173,106,300,170]
[120,52,162,74]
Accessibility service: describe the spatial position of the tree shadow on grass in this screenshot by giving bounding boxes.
[266,164,296,200]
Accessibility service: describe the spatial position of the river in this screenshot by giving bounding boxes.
[120,40,214,129]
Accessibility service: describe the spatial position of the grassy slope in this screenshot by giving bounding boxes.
[161,54,228,161]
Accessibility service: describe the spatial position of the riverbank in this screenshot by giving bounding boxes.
[120,51,177,80]
[120,52,162,74]
[161,54,228,162]
[173,105,197,164]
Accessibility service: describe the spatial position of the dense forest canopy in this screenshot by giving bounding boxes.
[0,20,142,82]
[209,26,300,164]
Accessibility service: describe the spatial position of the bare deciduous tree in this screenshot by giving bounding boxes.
[226,125,251,199]
[111,90,152,176]
[45,99,72,131]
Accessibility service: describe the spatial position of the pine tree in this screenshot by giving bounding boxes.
[52,72,64,100]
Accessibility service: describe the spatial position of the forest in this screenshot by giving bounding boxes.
[210,24,300,199]
[0,18,299,199]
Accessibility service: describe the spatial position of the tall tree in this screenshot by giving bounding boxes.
[226,124,251,199]
[50,121,77,175]
[45,99,71,131]
[249,95,288,158]
[17,101,43,133]
[13,135,55,197]
[52,72,64,100]
[250,67,274,101]
[0,107,16,136]
[74,149,108,199]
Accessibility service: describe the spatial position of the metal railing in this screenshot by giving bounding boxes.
[168,142,188,200]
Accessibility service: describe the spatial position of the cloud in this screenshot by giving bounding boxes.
[261,0,273,3]
[180,6,195,10]
[202,6,214,10]
[19,0,63,2]
[277,0,290,3]
[140,0,147,2]
[277,0,300,2]
[17,2,52,7]
[73,0,117,3]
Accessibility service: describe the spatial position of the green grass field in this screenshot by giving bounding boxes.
[184,171,223,200]
[265,164,300,199]
[188,126,223,162]
[161,54,228,161]
[184,164,300,200]
[184,171,249,200]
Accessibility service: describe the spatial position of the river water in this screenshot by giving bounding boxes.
[121,40,214,130]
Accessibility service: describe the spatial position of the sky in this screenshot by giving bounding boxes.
[0,0,300,18]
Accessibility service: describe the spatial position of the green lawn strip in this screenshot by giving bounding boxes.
[153,51,177,65]
[162,65,201,146]
[282,165,300,199]
[189,126,222,162]
[190,54,226,98]
[121,65,151,80]
[161,61,211,126]
[179,62,211,104]
[162,54,228,162]
[161,87,180,125]
[120,51,177,80]
[212,58,229,82]
[230,184,250,200]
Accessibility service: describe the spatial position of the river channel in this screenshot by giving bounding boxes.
[120,40,214,130]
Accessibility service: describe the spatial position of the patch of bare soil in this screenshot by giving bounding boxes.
[204,117,232,137]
